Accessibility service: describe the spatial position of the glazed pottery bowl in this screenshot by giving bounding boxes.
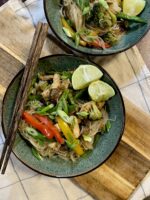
[2,55,125,177]
[44,0,150,56]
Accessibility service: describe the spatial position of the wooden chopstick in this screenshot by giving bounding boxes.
[0,22,49,174]
[0,23,42,169]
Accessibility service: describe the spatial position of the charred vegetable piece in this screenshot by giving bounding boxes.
[57,117,84,156]
[102,31,118,45]
[86,3,114,29]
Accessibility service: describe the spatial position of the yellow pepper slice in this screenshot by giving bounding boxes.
[56,117,84,156]
[61,17,75,37]
[61,17,87,47]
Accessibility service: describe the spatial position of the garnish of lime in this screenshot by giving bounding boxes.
[123,0,146,16]
[72,65,103,90]
[88,80,115,102]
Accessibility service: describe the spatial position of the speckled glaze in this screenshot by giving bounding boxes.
[2,55,125,177]
[44,0,150,56]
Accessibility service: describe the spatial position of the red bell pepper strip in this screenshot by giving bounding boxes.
[33,114,64,144]
[90,39,110,48]
[23,112,54,139]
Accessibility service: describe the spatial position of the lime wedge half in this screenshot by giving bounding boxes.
[88,80,115,102]
[123,0,146,16]
[72,65,103,90]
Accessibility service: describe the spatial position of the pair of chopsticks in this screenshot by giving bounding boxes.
[0,22,49,174]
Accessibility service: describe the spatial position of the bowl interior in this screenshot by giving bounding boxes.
[2,55,125,177]
[44,0,150,55]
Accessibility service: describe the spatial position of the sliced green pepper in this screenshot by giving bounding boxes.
[117,12,146,23]
[36,104,54,114]
[32,147,43,160]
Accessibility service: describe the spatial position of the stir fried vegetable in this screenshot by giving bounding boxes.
[19,64,115,161]
[23,112,54,139]
[60,0,146,48]
[57,117,84,155]
[33,114,64,144]
[117,12,146,23]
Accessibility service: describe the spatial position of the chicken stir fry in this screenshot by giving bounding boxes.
[60,0,146,48]
[19,66,114,161]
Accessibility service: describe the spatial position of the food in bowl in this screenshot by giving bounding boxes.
[2,55,125,177]
[19,64,115,161]
[60,0,146,49]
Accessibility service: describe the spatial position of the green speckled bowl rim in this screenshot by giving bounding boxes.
[2,54,125,178]
[43,0,150,56]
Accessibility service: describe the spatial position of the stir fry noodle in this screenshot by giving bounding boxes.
[19,65,115,161]
[60,0,146,48]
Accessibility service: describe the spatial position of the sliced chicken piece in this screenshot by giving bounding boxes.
[39,74,53,81]
[50,73,62,102]
[61,79,70,89]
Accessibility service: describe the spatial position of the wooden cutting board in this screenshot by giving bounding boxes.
[0,7,150,200]
[73,98,150,200]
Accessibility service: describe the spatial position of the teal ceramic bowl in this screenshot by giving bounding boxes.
[2,55,125,177]
[44,0,150,55]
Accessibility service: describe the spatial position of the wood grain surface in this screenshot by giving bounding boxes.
[137,30,150,71]
[0,6,150,200]
[73,99,150,200]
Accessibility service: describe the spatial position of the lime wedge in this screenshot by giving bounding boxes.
[88,80,115,102]
[123,0,146,16]
[72,65,103,90]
